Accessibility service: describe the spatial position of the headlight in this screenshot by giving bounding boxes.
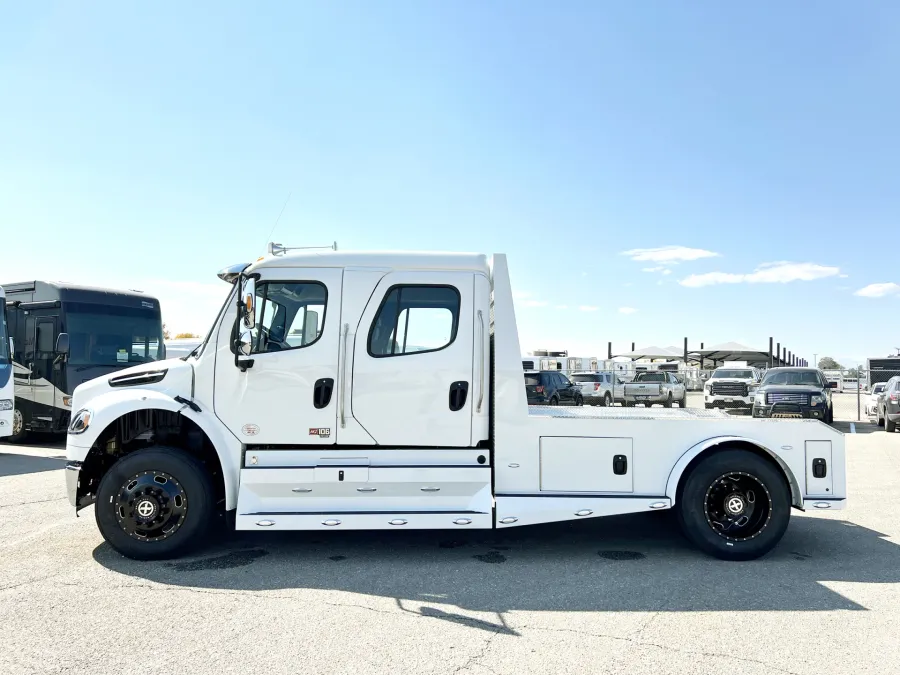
[0,399,12,411]
[68,408,93,434]
[754,393,765,405]
[811,395,825,406]
[62,396,73,408]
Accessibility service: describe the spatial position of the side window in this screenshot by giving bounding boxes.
[368,285,460,357]
[36,321,55,354]
[247,282,327,354]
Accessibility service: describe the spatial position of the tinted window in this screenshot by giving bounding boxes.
[36,321,54,353]
[712,369,754,379]
[524,374,540,386]
[635,373,666,382]
[571,374,600,383]
[522,360,535,369]
[247,282,327,354]
[761,370,822,386]
[369,286,459,357]
[65,305,164,366]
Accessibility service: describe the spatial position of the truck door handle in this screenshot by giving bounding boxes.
[613,454,628,475]
[812,458,827,479]
[313,378,334,409]
[449,381,469,411]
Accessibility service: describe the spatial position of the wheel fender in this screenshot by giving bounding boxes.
[67,388,241,510]
[665,435,802,508]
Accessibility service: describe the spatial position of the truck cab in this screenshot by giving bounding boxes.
[64,248,846,563]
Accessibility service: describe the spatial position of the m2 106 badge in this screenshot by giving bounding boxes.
[309,428,331,438]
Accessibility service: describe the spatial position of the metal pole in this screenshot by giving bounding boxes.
[857,365,862,421]
[776,343,781,366]
[608,342,612,360]
[768,337,773,369]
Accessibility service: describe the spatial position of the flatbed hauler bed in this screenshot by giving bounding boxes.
[64,249,845,561]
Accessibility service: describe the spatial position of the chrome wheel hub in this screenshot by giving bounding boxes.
[12,409,23,436]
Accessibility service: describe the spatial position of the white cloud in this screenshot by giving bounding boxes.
[642,266,674,275]
[679,261,840,288]
[555,304,569,310]
[854,282,900,298]
[579,305,599,312]
[621,246,720,264]
[661,269,672,275]
[839,274,849,279]
[618,307,638,314]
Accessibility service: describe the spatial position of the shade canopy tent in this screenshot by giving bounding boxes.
[688,341,782,368]
[614,345,682,361]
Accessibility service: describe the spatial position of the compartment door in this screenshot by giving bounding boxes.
[805,440,833,497]
[540,437,634,493]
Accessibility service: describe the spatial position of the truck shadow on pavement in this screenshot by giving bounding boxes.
[0,451,67,477]
[93,511,900,620]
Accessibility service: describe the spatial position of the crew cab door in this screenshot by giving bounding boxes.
[213,269,342,445]
[349,271,475,447]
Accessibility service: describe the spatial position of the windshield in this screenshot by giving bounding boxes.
[873,384,886,394]
[712,369,753,379]
[762,370,822,387]
[0,302,9,365]
[65,303,164,367]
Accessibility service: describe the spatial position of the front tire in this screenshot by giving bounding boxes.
[677,449,791,561]
[678,395,687,409]
[887,415,897,433]
[3,407,30,444]
[95,446,215,560]
[549,396,559,406]
[575,395,584,407]
[603,392,612,407]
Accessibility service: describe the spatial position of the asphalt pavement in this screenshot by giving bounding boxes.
[2,425,899,675]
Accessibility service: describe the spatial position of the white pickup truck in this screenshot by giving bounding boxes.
[64,248,846,562]
[705,366,760,411]
[623,371,687,408]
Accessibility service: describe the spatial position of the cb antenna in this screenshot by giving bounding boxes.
[262,191,292,254]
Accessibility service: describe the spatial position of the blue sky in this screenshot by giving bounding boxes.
[2,1,898,367]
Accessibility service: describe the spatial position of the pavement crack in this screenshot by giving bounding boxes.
[522,625,802,675]
[0,497,67,510]
[452,629,501,675]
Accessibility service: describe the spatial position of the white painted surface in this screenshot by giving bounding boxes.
[805,440,834,497]
[539,437,634,493]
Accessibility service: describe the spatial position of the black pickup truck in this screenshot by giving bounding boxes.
[752,367,836,423]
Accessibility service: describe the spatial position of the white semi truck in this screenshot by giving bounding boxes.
[0,286,13,438]
[65,248,846,561]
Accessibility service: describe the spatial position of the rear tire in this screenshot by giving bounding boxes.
[575,395,584,407]
[664,393,673,408]
[677,449,791,561]
[549,396,559,406]
[95,446,215,560]
[887,416,897,433]
[678,395,687,409]
[603,392,612,407]
[877,407,885,427]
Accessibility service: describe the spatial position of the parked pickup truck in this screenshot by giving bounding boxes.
[64,246,846,562]
[705,367,760,411]
[623,372,687,408]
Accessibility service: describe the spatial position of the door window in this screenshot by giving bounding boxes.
[36,321,54,355]
[368,285,460,357]
[247,282,327,354]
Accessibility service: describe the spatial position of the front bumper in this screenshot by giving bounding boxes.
[753,404,827,420]
[705,395,753,408]
[65,461,82,507]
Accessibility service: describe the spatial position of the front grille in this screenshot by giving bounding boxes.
[710,382,748,397]
[767,393,809,405]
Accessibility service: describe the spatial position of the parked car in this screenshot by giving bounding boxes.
[570,371,615,406]
[866,382,887,419]
[524,371,584,406]
[752,368,836,423]
[622,371,686,408]
[704,367,760,412]
[876,376,900,432]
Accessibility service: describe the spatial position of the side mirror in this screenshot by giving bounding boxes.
[55,332,70,355]
[237,328,254,356]
[303,310,319,345]
[241,278,256,329]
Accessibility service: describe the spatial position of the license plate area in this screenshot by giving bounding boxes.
[772,413,803,419]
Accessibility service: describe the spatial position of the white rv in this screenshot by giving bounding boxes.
[64,248,846,562]
[0,286,13,438]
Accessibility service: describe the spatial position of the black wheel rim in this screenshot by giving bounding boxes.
[703,471,772,542]
[114,471,188,541]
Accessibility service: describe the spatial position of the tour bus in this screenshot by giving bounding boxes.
[0,287,13,438]
[3,281,165,442]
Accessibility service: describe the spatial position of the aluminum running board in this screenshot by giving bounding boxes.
[235,511,493,531]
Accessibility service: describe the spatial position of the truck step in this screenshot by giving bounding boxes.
[235,511,493,531]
